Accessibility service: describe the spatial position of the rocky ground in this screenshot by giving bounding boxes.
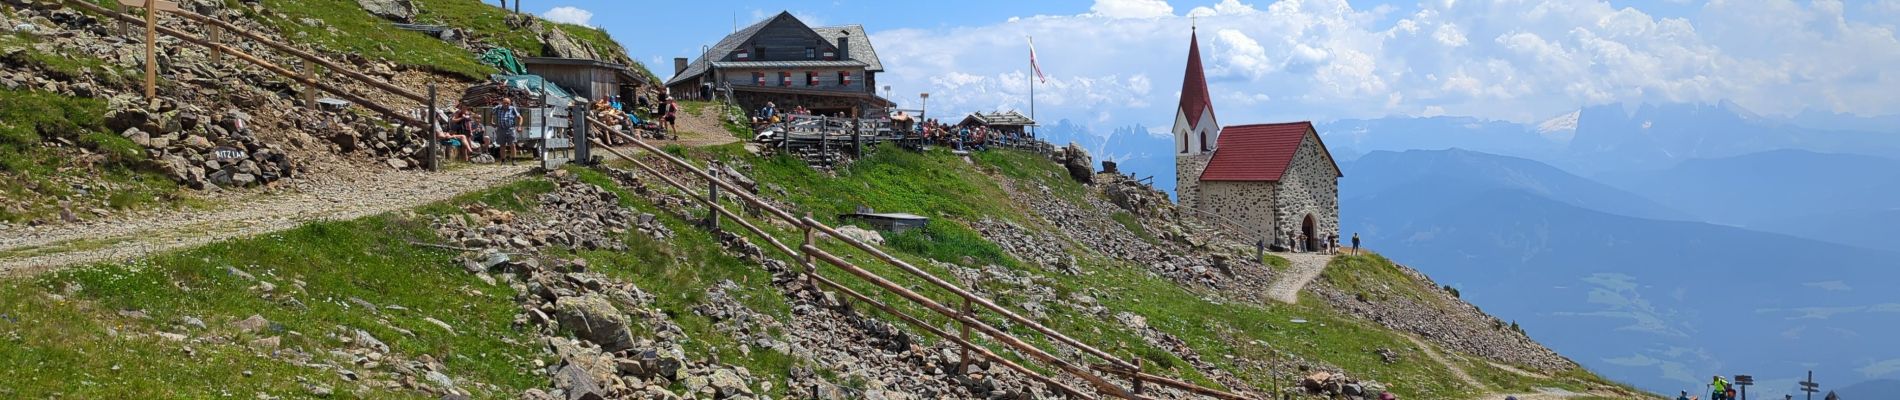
[1311,263,1579,373]
[980,154,1278,299]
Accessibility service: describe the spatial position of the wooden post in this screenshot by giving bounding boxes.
[114,0,128,35]
[706,162,721,228]
[301,62,317,106]
[143,0,156,101]
[1132,358,1145,395]
[960,297,972,374]
[207,24,222,64]
[802,212,816,273]
[426,85,439,171]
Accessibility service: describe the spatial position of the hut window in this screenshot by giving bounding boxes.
[806,71,818,86]
[753,72,765,86]
[736,49,749,60]
[839,71,852,86]
[805,47,816,59]
[780,71,792,87]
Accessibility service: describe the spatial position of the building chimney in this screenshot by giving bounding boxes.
[836,36,849,59]
[674,57,689,76]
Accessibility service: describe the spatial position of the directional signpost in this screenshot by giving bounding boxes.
[1799,370,1820,400]
[1735,375,1753,400]
[118,0,181,100]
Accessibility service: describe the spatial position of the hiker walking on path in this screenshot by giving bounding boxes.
[1710,375,1730,400]
[1351,232,1361,255]
[663,98,680,137]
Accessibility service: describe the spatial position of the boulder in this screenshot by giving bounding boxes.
[232,314,270,333]
[354,0,416,23]
[122,128,150,147]
[833,225,885,246]
[1061,143,1093,183]
[104,94,149,133]
[183,135,213,150]
[552,364,605,400]
[537,24,599,60]
[553,294,635,352]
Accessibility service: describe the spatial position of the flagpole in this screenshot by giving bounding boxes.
[1028,36,1036,140]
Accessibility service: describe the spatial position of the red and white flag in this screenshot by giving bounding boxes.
[1028,36,1048,84]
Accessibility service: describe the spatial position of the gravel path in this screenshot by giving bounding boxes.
[0,163,535,276]
[1266,252,1334,303]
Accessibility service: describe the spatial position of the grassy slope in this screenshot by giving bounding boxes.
[237,0,646,81]
[0,30,185,222]
[0,173,807,398]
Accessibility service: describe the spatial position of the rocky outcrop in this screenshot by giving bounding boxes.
[537,24,601,61]
[107,95,299,189]
[1053,143,1094,184]
[354,0,417,23]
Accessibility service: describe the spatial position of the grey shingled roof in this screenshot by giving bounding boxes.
[963,111,1037,127]
[811,25,884,72]
[666,12,884,86]
[711,60,867,69]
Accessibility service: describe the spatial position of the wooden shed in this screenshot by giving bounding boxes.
[521,57,649,102]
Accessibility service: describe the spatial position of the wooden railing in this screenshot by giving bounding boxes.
[59,0,430,126]
[582,116,1258,400]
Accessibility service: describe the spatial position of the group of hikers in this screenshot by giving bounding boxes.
[912,118,1018,151]
[1281,231,1362,255]
[589,94,679,146]
[432,91,687,164]
[433,97,523,164]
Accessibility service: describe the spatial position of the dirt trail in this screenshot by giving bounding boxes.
[1266,252,1334,303]
[0,163,534,276]
[1401,333,1488,391]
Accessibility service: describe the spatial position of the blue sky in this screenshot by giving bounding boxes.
[524,0,1900,137]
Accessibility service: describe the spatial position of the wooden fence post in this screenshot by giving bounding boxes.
[208,24,222,64]
[801,212,816,274]
[706,163,721,228]
[426,84,438,171]
[1132,358,1145,395]
[960,297,973,374]
[301,61,317,107]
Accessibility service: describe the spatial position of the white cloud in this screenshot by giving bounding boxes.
[1090,0,1175,18]
[542,6,594,26]
[1434,23,1468,47]
[868,0,1900,135]
[1213,29,1271,78]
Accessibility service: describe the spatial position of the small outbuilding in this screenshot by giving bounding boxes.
[521,56,649,102]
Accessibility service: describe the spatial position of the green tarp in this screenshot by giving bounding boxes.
[478,48,527,75]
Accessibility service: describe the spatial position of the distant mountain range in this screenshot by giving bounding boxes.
[1598,150,1900,252]
[1338,149,1900,395]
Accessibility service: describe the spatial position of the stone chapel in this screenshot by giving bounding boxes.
[1172,27,1343,252]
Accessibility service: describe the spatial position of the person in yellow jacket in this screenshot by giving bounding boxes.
[1710,375,1730,400]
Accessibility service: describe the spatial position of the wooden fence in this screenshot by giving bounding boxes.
[582,116,1259,400]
